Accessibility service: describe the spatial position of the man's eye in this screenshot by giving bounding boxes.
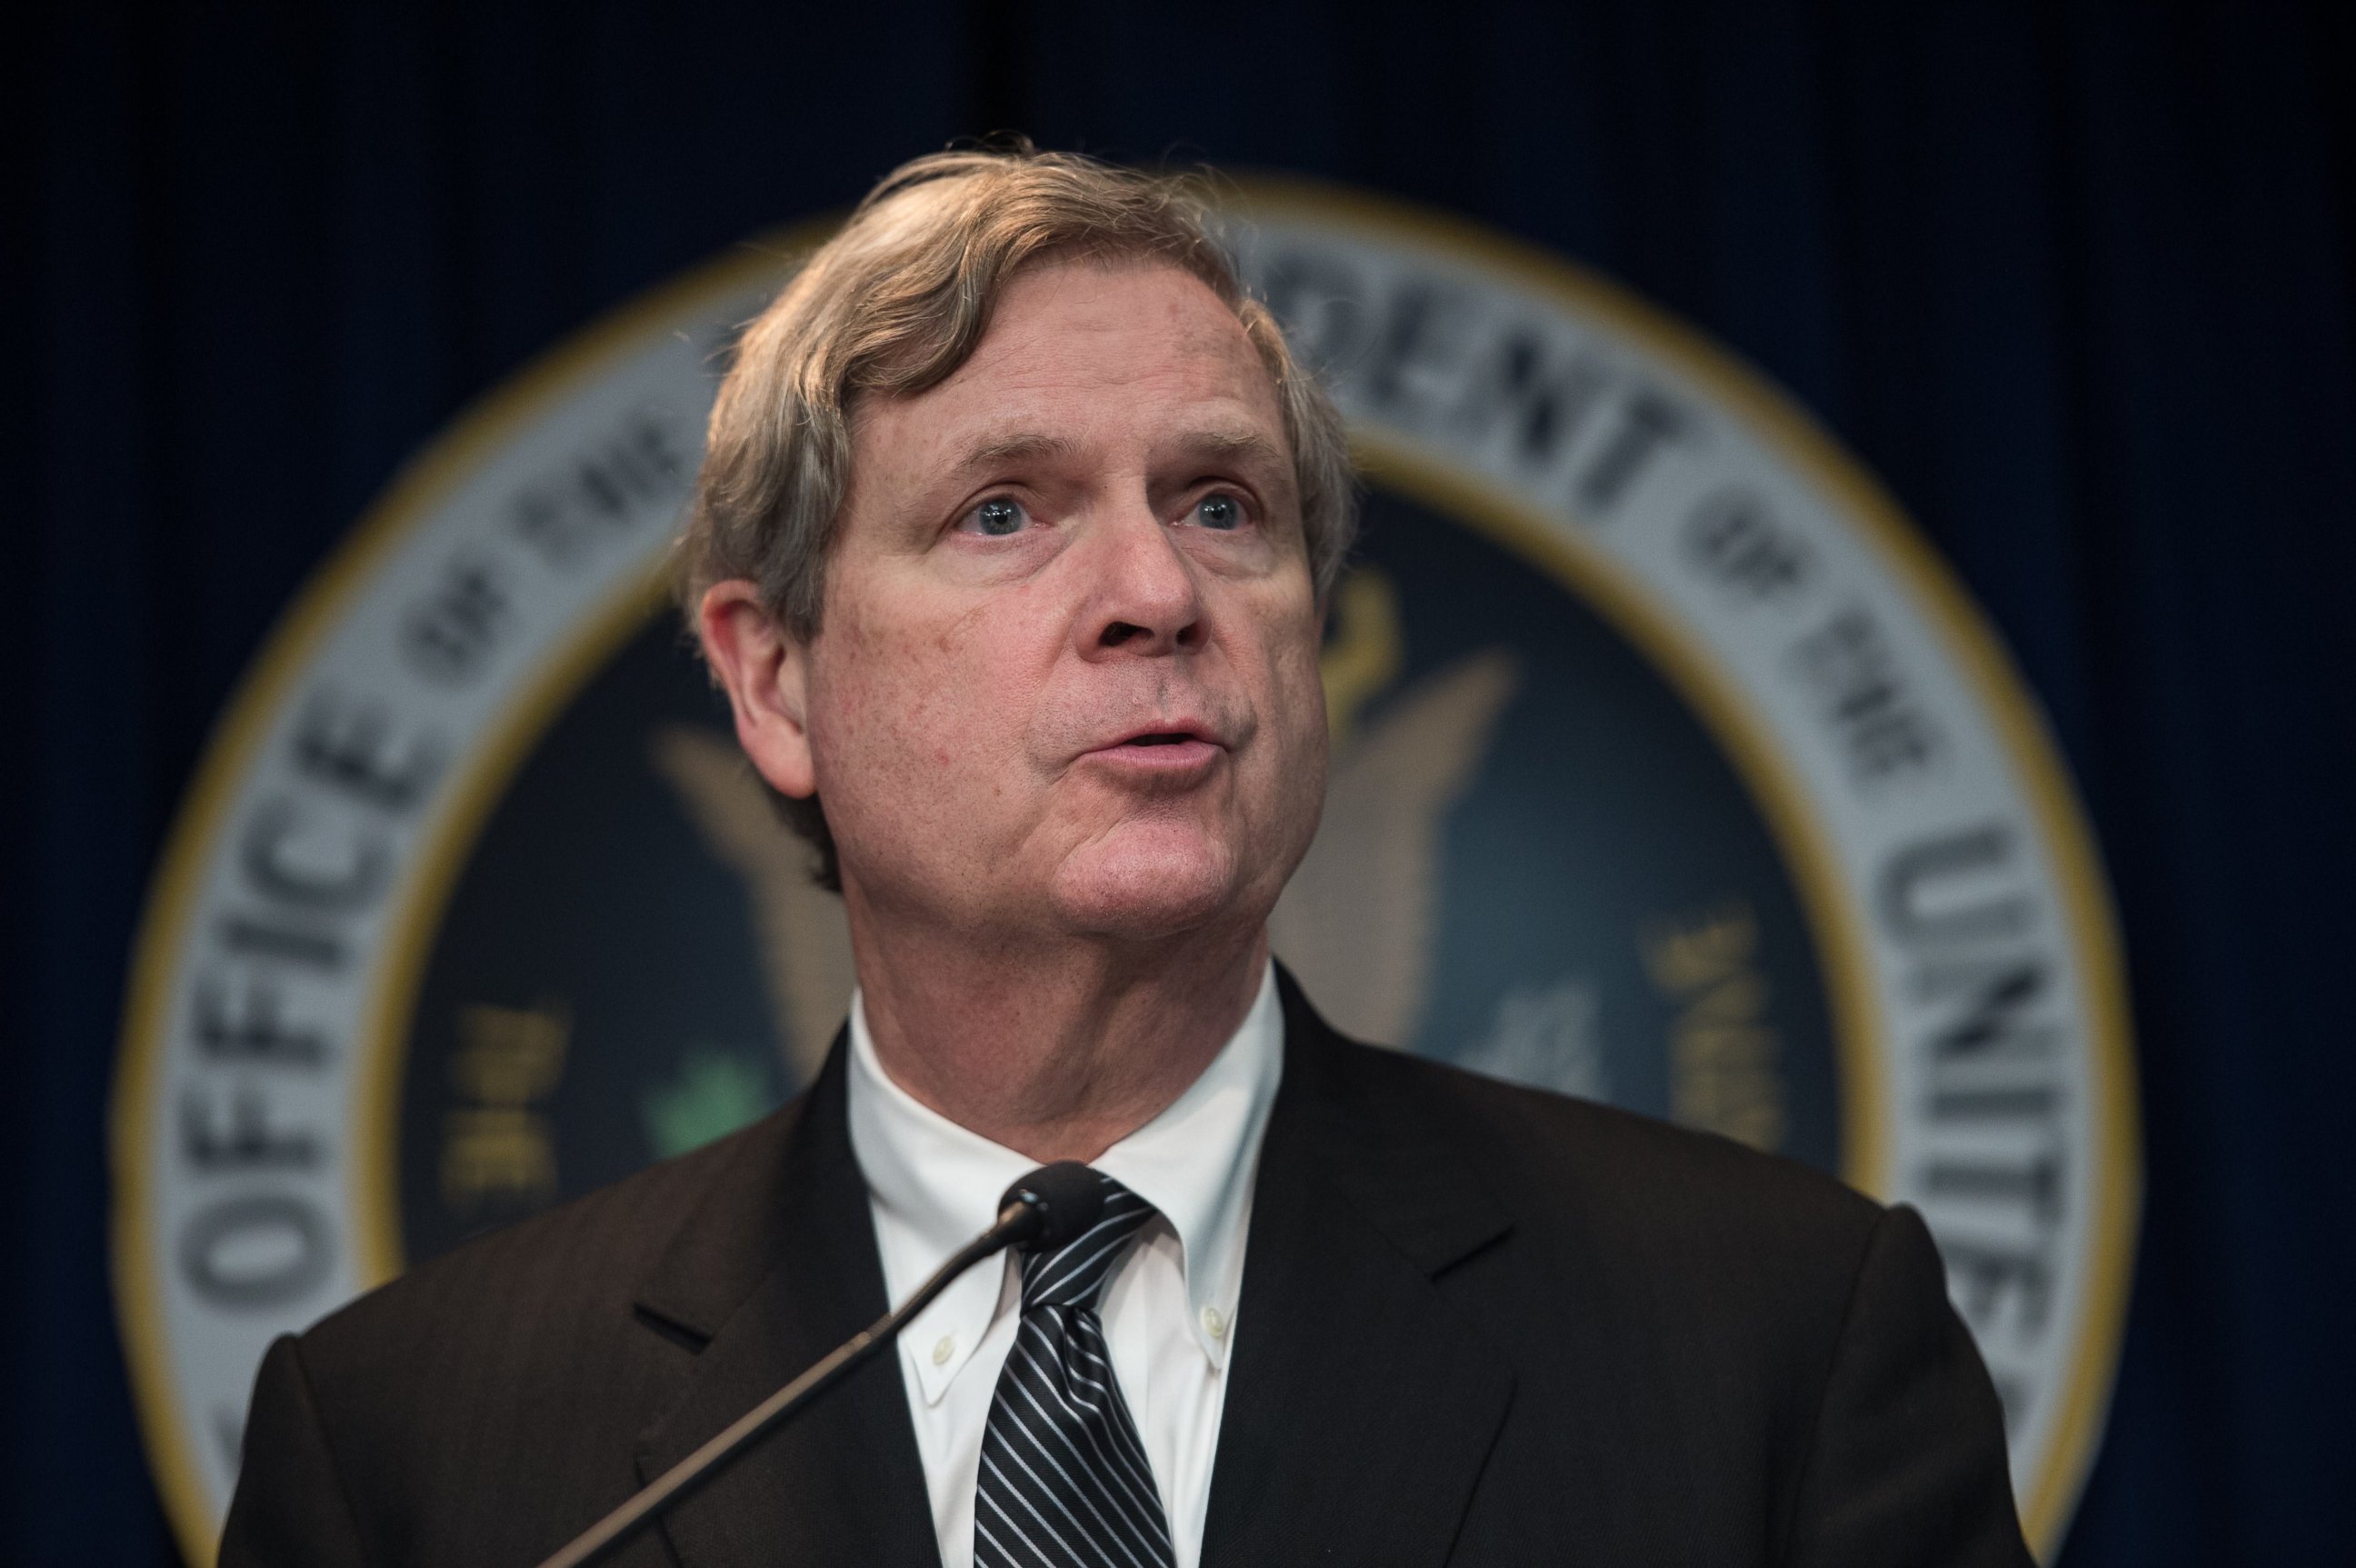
[1193,493,1246,531]
[960,497,1029,536]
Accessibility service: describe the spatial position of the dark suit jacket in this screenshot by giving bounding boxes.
[221,971,2032,1567]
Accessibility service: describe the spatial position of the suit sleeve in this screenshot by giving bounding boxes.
[1781,1204,2036,1568]
[218,1333,371,1568]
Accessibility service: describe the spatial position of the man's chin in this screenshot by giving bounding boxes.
[1045,835,1251,941]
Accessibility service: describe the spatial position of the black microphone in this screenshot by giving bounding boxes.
[534,1161,1103,1568]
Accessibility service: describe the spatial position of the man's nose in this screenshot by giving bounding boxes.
[1081,505,1206,656]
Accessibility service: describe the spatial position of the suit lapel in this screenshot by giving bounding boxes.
[630,1040,939,1568]
[1201,973,1516,1568]
[621,975,1512,1568]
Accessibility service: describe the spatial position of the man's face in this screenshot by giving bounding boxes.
[801,258,1328,944]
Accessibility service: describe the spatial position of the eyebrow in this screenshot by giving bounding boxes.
[1182,428,1289,469]
[954,432,1073,472]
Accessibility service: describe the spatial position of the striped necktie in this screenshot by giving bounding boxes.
[973,1172,1176,1568]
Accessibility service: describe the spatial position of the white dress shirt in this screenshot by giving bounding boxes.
[845,962,1284,1568]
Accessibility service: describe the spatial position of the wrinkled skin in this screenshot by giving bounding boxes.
[699,258,1328,1156]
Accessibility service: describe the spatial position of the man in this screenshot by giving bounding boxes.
[222,147,2032,1568]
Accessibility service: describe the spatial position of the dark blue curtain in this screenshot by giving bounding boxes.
[9,1,2351,1562]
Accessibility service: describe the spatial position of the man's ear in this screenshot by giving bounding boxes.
[695,580,816,799]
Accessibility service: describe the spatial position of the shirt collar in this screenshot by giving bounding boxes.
[846,961,1283,1403]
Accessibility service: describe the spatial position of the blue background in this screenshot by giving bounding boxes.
[7,1,2352,1561]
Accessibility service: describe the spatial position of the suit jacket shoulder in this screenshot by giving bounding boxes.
[1313,1031,1895,1373]
[304,1088,785,1383]
[1318,1019,1884,1245]
[219,1052,923,1568]
[1232,974,2030,1568]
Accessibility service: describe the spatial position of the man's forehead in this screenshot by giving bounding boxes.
[847,261,1292,494]
[955,262,1269,392]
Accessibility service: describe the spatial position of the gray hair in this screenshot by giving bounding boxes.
[677,145,1356,886]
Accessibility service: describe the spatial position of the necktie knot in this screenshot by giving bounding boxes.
[1018,1171,1157,1312]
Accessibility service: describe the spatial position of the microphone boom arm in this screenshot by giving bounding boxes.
[534,1197,1033,1568]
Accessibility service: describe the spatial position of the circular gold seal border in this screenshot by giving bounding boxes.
[1242,180,2141,1553]
[112,183,2136,1567]
[108,222,835,1568]
[341,427,1892,1288]
[1347,432,1889,1189]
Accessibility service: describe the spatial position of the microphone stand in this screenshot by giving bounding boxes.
[534,1163,1099,1568]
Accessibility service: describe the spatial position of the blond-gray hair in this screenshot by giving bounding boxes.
[678,144,1355,639]
[677,145,1356,886]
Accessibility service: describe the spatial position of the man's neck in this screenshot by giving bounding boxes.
[844,912,1271,1165]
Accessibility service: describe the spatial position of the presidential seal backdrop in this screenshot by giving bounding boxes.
[114,180,2139,1565]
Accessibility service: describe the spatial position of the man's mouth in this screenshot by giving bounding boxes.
[1082,726,1224,775]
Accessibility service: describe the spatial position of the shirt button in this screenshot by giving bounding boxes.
[931,1335,955,1366]
[1200,1305,1227,1341]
